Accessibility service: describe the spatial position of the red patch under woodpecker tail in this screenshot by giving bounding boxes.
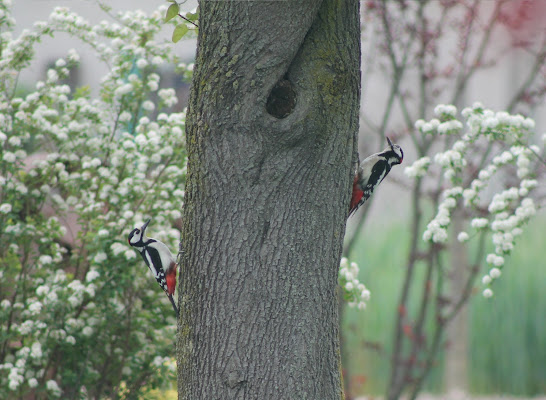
[349,176,364,214]
[166,263,177,296]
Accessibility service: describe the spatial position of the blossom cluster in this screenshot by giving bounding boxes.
[406,103,543,298]
[339,258,371,310]
[404,156,430,179]
[0,3,187,397]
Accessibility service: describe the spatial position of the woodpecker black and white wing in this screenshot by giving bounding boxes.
[147,240,176,270]
[142,245,170,294]
[362,158,392,203]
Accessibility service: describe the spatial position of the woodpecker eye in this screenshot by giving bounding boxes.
[128,228,141,245]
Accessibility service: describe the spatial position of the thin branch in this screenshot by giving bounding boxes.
[525,142,546,166]
[402,243,436,386]
[445,229,486,322]
[178,13,198,28]
[506,33,546,113]
[377,1,417,141]
[452,0,505,105]
[407,310,444,400]
[387,177,424,400]
[452,0,480,105]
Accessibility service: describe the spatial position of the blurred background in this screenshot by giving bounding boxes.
[7,1,546,399]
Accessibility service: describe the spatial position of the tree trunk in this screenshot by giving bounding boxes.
[177,1,361,399]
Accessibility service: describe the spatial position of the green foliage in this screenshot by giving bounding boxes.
[0,3,189,398]
[469,219,546,396]
[163,1,198,43]
[343,217,546,396]
[165,3,179,22]
[172,24,189,43]
[343,224,443,394]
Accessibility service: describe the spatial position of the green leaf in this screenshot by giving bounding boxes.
[165,3,180,22]
[172,24,189,43]
[74,85,91,99]
[99,4,112,13]
[185,12,199,21]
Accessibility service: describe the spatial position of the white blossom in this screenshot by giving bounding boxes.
[3,151,16,162]
[136,58,148,69]
[30,342,42,359]
[493,256,504,266]
[93,252,107,263]
[39,255,53,265]
[434,104,457,117]
[86,269,100,282]
[8,368,24,390]
[489,268,502,279]
[36,285,49,296]
[114,83,133,97]
[437,119,463,134]
[46,380,62,397]
[46,291,58,303]
[158,88,178,107]
[47,69,59,82]
[118,111,132,122]
[8,136,21,146]
[82,326,94,337]
[462,188,477,205]
[457,232,469,243]
[404,156,430,178]
[471,218,489,229]
[28,301,42,315]
[142,100,155,111]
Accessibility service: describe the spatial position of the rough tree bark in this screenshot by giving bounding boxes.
[178,1,360,398]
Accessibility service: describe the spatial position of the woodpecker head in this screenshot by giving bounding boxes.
[128,219,151,249]
[386,137,403,165]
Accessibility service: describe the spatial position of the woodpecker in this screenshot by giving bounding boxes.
[349,137,404,216]
[128,219,179,318]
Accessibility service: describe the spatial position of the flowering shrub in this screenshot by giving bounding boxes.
[0,2,189,398]
[339,258,371,310]
[406,103,544,297]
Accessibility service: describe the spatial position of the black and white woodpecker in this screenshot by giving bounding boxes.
[349,137,404,216]
[128,219,179,318]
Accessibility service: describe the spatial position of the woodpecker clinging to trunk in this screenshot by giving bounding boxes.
[128,219,179,318]
[349,137,404,216]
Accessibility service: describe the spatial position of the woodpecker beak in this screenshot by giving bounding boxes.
[386,137,394,150]
[141,219,151,234]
